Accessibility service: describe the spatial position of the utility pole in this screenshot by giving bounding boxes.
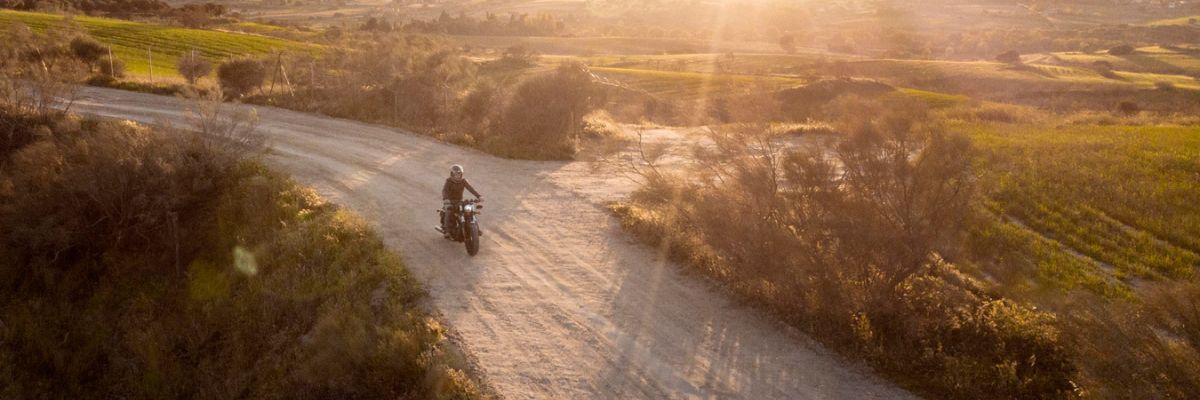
[107,46,113,76]
[147,46,153,83]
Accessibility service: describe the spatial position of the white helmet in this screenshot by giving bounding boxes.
[450,164,464,179]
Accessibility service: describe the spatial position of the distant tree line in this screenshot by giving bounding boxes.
[363,11,565,36]
[839,23,1200,59]
[0,0,168,15]
[0,0,228,27]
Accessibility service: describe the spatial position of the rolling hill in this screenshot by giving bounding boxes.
[0,9,320,79]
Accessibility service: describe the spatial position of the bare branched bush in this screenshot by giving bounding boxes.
[96,55,124,78]
[0,22,83,116]
[181,87,266,158]
[611,94,1075,398]
[177,52,213,85]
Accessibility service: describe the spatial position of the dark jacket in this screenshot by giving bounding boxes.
[442,178,480,201]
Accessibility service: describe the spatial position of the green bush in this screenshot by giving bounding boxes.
[217,58,266,97]
[69,36,105,69]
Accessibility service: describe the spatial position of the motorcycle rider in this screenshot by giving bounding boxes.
[440,164,482,237]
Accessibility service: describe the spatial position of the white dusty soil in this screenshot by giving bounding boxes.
[71,87,916,400]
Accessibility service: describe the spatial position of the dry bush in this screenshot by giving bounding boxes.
[460,80,498,130]
[262,35,477,135]
[611,96,1077,399]
[177,52,213,85]
[179,87,266,159]
[485,62,601,160]
[0,22,84,116]
[1063,283,1200,399]
[97,55,125,78]
[1117,100,1140,116]
[0,111,482,399]
[995,50,1022,64]
[500,45,540,67]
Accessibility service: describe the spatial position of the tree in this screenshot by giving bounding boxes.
[995,50,1021,64]
[177,52,212,85]
[491,62,600,159]
[217,58,266,97]
[69,36,105,71]
[821,96,975,294]
[779,34,797,54]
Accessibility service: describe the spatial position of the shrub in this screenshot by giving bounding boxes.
[487,62,600,160]
[460,81,497,129]
[177,53,213,85]
[500,45,539,67]
[995,50,1021,64]
[1108,44,1135,55]
[1154,80,1176,91]
[97,55,125,78]
[0,111,482,399]
[1117,101,1140,115]
[779,34,798,53]
[68,36,105,69]
[217,58,266,97]
[1091,60,1113,70]
[1065,284,1200,398]
[608,97,1078,398]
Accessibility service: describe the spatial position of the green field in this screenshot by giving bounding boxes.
[965,121,1200,298]
[588,66,803,97]
[578,52,1200,96]
[1048,46,1200,76]
[0,10,321,80]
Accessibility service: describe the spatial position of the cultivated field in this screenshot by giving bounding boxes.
[0,10,319,78]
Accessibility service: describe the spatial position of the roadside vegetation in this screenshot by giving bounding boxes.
[607,92,1200,398]
[5,1,1200,398]
[0,30,484,400]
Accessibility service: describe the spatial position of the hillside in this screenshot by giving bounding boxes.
[0,9,319,79]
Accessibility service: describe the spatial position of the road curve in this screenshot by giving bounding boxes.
[71,86,916,400]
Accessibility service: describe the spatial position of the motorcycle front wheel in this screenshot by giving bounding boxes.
[465,222,480,256]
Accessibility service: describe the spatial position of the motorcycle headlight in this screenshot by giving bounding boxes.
[463,204,474,213]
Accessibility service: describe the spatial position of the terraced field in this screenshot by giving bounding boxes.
[581,52,1200,95]
[966,121,1200,299]
[0,10,320,79]
[1048,46,1200,76]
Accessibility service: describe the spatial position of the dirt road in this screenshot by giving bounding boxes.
[71,87,915,400]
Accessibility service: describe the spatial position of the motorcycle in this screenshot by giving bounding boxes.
[436,199,483,256]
